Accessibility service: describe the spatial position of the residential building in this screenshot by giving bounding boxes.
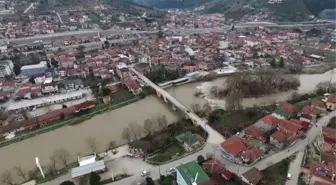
[241,167,264,185]
[63,79,84,91]
[176,161,215,185]
[311,101,327,112]
[202,159,232,180]
[302,162,336,185]
[116,63,131,80]
[71,154,106,179]
[243,125,266,142]
[220,136,250,162]
[124,79,141,95]
[254,115,278,132]
[273,102,298,119]
[175,132,202,152]
[241,146,263,163]
[270,130,295,148]
[0,80,17,94]
[34,74,46,84]
[326,94,336,110]
[322,127,336,144]
[21,62,47,76]
[300,106,318,123]
[0,60,13,77]
[277,119,304,134]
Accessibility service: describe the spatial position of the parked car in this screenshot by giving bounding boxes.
[301,135,307,139]
[141,170,150,177]
[168,168,175,173]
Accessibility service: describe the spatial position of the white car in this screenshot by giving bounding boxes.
[168,168,176,173]
[141,170,150,177]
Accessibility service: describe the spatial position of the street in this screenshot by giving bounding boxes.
[286,151,305,185]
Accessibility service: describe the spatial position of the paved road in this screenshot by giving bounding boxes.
[5,22,334,45]
[286,151,304,185]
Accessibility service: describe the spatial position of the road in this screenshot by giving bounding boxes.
[5,22,334,45]
[23,3,34,13]
[286,151,304,185]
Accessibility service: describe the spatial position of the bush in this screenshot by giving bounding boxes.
[90,172,101,185]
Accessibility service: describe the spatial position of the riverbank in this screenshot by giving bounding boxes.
[0,95,178,184]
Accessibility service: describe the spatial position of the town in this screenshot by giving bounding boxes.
[0,1,335,185]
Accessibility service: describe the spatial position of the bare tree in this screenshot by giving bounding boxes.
[1,171,14,185]
[86,137,98,153]
[50,155,57,173]
[13,165,27,181]
[143,118,155,136]
[108,140,116,149]
[156,114,168,131]
[191,103,201,115]
[202,103,212,117]
[128,122,142,140]
[54,148,71,167]
[27,167,39,181]
[122,127,132,142]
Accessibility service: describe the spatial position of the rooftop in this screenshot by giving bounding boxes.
[221,136,250,157]
[71,160,105,179]
[241,167,263,185]
[176,160,210,185]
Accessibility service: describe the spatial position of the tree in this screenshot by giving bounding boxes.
[89,172,101,185]
[51,58,59,68]
[102,88,110,96]
[47,62,51,68]
[128,122,142,140]
[60,181,75,185]
[13,63,21,76]
[104,40,110,49]
[122,127,132,142]
[62,104,68,109]
[279,57,285,68]
[270,58,276,68]
[108,140,116,149]
[29,76,35,84]
[156,114,168,131]
[54,148,71,167]
[202,103,212,117]
[1,171,14,185]
[197,155,205,165]
[76,45,85,59]
[145,177,155,185]
[86,137,98,153]
[50,155,57,173]
[13,165,27,181]
[143,118,155,136]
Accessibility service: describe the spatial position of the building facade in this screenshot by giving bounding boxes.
[0,60,14,77]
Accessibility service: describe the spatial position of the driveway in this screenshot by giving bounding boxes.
[286,151,304,185]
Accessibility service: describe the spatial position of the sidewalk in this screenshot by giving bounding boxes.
[286,151,304,185]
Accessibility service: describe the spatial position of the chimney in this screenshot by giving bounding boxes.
[332,174,335,181]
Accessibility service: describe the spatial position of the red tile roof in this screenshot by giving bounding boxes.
[244,125,265,141]
[0,91,8,98]
[309,162,336,184]
[327,94,336,104]
[311,101,327,109]
[241,146,262,160]
[37,107,76,122]
[221,136,250,157]
[271,130,295,142]
[0,81,15,86]
[73,100,96,111]
[241,167,264,185]
[124,79,140,91]
[279,102,298,113]
[277,119,304,134]
[314,181,333,185]
[260,115,278,126]
[322,127,336,141]
[202,159,225,175]
[301,106,317,115]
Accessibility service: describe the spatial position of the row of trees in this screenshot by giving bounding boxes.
[144,65,187,84]
[209,70,301,110]
[121,114,168,142]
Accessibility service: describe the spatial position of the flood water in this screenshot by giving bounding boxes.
[0,69,334,183]
[167,69,335,109]
[0,96,178,183]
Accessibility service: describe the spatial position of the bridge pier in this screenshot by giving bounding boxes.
[163,96,168,103]
[157,91,161,98]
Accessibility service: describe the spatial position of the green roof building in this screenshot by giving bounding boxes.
[176,160,210,185]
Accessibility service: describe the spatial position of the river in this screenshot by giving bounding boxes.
[0,69,334,183]
[167,69,335,109]
[0,96,178,183]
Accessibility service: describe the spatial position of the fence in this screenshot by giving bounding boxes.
[146,143,206,165]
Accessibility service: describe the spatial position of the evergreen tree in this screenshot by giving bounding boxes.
[89,172,101,185]
[279,57,285,68]
[270,58,277,68]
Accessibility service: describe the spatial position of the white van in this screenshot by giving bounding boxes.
[287,173,292,180]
